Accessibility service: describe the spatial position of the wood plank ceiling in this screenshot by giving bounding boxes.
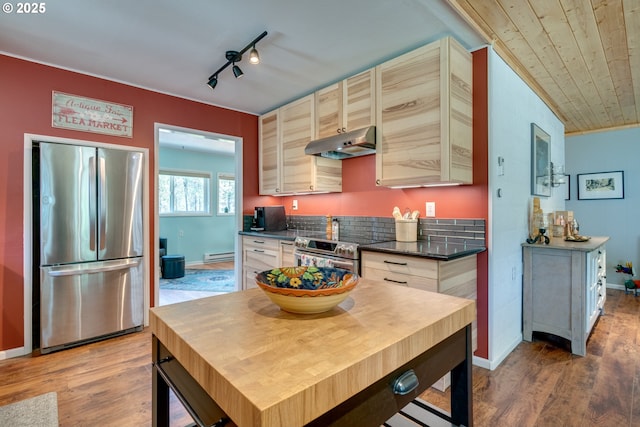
[446,0,640,135]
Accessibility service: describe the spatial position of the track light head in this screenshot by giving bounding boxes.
[249,46,260,64]
[233,64,243,78]
[207,76,218,90]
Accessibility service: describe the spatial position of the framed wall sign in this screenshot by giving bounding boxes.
[577,170,624,200]
[531,123,551,197]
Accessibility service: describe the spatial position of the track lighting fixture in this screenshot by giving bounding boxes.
[206,31,267,90]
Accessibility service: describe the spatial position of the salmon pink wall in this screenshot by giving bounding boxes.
[240,49,490,358]
[0,55,258,351]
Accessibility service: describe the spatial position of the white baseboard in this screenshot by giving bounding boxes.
[0,346,29,360]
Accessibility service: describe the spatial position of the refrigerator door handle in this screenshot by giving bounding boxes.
[98,155,107,251]
[89,155,97,251]
[47,258,141,277]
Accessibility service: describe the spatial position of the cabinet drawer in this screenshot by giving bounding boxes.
[244,248,278,272]
[361,266,437,292]
[361,251,437,278]
[242,236,280,251]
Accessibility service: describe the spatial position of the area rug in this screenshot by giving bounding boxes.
[0,392,58,426]
[160,269,235,292]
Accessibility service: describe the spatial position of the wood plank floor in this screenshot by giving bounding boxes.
[0,287,637,426]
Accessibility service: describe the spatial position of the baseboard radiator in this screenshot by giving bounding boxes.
[203,252,234,263]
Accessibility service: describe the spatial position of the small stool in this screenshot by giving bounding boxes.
[161,255,185,279]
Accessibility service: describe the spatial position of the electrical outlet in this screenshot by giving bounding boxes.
[178,230,184,238]
[426,202,436,217]
[292,199,298,210]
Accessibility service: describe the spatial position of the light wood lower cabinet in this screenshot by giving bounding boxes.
[280,240,295,267]
[360,250,478,390]
[242,236,280,290]
[522,238,608,356]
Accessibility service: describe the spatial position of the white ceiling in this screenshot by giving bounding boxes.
[0,0,486,117]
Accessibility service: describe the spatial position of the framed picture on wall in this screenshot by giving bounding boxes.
[531,123,551,197]
[577,171,624,200]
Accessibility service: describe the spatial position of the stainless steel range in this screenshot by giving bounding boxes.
[293,236,361,273]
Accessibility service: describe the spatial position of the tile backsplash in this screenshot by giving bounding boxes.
[244,215,485,247]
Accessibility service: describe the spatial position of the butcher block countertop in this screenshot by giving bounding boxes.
[150,280,475,427]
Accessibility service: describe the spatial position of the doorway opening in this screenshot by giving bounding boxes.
[155,124,243,306]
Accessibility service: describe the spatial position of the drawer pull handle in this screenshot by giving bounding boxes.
[253,240,265,244]
[384,260,408,266]
[384,278,408,285]
[253,249,265,253]
[392,369,419,395]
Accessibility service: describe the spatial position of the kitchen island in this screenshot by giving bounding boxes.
[150,280,475,427]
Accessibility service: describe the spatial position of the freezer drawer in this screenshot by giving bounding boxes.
[40,258,143,353]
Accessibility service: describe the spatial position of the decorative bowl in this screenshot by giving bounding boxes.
[255,266,359,314]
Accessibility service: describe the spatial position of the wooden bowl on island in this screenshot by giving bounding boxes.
[255,266,359,314]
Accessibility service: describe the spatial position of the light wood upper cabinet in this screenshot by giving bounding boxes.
[280,94,342,194]
[315,82,343,139]
[375,37,473,187]
[315,69,376,139]
[258,109,280,195]
[344,68,376,131]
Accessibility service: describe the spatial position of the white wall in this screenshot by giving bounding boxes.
[487,49,566,368]
[566,127,640,287]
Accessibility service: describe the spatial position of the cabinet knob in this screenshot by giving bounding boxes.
[342,127,346,133]
[337,128,342,133]
[375,179,381,186]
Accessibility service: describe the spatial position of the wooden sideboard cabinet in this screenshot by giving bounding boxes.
[522,237,609,356]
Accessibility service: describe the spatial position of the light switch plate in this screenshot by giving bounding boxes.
[426,202,436,217]
[292,199,298,210]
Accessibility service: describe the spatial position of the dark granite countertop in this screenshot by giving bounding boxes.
[240,231,485,261]
[239,229,329,241]
[360,240,486,261]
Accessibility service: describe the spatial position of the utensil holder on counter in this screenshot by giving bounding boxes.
[395,219,418,242]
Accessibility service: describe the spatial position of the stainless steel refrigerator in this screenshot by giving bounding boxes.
[37,141,144,353]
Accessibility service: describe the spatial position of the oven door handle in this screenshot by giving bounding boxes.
[294,252,355,272]
[330,259,356,270]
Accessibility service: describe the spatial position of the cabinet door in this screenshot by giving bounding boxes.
[446,38,473,184]
[281,95,315,193]
[259,110,280,195]
[375,37,472,187]
[376,42,441,186]
[280,241,295,267]
[315,82,343,139]
[344,68,375,131]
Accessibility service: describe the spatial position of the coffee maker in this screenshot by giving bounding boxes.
[251,206,287,231]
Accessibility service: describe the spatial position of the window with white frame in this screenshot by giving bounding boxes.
[217,172,235,215]
[159,170,211,216]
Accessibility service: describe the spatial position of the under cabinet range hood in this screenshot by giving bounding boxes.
[304,126,376,159]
